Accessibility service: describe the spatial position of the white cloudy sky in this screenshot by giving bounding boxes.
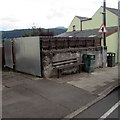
[0,0,118,31]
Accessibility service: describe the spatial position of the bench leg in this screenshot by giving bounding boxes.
[78,65,81,73]
[57,69,61,78]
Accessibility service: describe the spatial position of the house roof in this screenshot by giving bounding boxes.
[56,26,118,38]
[74,7,118,24]
[76,16,92,21]
[102,6,118,16]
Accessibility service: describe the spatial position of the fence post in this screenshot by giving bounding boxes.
[55,38,57,50]
[39,37,44,77]
[68,38,70,48]
[85,39,87,47]
[63,38,66,49]
[49,38,51,50]
[12,39,16,71]
[2,40,5,67]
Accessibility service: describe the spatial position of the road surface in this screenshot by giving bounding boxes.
[74,86,120,119]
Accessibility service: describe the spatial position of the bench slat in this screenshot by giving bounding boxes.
[52,57,78,64]
[52,57,84,78]
[54,62,84,69]
[53,59,78,66]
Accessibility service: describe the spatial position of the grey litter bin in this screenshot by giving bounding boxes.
[82,53,95,73]
[107,52,116,67]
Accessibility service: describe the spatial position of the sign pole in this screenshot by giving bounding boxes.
[102,34,104,67]
[103,0,106,67]
[118,1,120,64]
[98,1,107,67]
[103,0,106,47]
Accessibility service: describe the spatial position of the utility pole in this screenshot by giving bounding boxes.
[118,0,120,64]
[100,0,107,67]
[103,0,106,47]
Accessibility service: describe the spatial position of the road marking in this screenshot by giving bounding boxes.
[99,100,120,119]
[62,85,119,119]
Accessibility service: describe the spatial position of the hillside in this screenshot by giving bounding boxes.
[2,27,67,39]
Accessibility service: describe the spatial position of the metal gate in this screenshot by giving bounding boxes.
[4,36,42,77]
[4,39,13,68]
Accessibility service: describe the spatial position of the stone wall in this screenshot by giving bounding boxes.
[43,46,107,78]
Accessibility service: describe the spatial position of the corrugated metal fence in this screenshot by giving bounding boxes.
[41,37,101,50]
[4,36,42,77]
[3,36,101,77]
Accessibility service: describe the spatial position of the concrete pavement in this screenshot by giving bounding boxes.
[2,66,119,118]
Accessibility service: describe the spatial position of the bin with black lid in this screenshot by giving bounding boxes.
[82,53,95,72]
[107,52,115,67]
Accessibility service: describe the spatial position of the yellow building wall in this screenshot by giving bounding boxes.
[82,7,118,30]
[106,32,119,63]
[67,7,118,32]
[67,16,81,32]
[66,7,119,63]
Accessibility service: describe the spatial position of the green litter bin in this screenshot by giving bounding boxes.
[82,53,95,73]
[107,52,115,67]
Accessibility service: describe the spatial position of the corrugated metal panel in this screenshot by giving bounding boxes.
[0,45,2,69]
[4,39,13,68]
[14,36,42,76]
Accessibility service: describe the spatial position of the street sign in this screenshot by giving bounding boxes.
[98,24,108,33]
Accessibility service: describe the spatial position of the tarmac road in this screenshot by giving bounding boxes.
[73,86,120,119]
[2,66,119,119]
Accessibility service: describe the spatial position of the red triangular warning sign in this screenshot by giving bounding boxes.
[98,24,108,33]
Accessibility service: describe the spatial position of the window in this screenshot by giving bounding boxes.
[73,25,76,31]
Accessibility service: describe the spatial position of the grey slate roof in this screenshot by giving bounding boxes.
[56,26,118,38]
[76,7,118,21]
[102,6,118,16]
[76,16,90,21]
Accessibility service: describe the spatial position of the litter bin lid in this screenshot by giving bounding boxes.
[83,53,95,59]
[83,53,95,56]
[107,52,115,56]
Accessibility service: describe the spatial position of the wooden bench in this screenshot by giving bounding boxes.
[52,57,84,78]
